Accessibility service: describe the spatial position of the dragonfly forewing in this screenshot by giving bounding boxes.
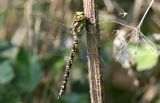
[30,14,74,57]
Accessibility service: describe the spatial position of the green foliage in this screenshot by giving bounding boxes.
[0,41,43,103]
[128,45,159,71]
[155,98,160,103]
[14,48,43,92]
[0,61,14,84]
[62,93,89,103]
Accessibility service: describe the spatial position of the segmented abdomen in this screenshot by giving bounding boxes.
[57,34,78,99]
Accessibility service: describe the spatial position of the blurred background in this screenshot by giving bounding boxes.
[0,0,160,103]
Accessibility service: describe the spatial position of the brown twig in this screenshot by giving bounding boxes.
[83,0,105,103]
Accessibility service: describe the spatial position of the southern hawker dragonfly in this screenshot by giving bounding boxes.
[31,12,87,99]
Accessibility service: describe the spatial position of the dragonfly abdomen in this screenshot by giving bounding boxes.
[58,35,78,99]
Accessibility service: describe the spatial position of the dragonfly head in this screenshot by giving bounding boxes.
[73,12,84,22]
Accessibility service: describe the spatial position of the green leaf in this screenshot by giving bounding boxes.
[0,61,14,84]
[27,56,43,91]
[14,48,43,92]
[128,45,159,71]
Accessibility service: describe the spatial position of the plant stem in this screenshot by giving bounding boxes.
[83,0,105,103]
[137,0,154,28]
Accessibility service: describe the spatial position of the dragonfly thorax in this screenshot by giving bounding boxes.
[71,12,85,34]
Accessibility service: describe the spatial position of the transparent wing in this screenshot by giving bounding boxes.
[78,30,88,63]
[29,14,73,58]
[28,14,88,64]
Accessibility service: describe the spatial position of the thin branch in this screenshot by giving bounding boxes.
[137,0,154,28]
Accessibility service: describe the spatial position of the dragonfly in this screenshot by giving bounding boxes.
[56,12,85,99]
[31,12,86,99]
